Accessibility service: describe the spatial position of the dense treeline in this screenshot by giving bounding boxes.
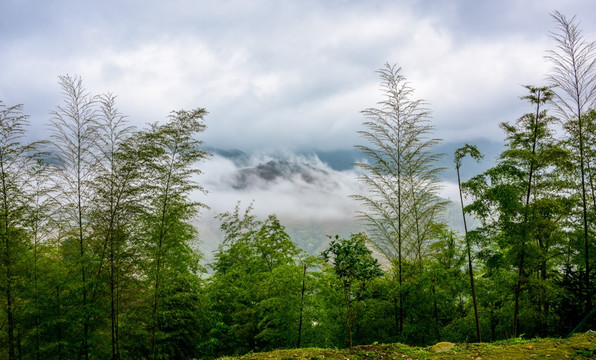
[0,75,211,359]
[1,10,595,360]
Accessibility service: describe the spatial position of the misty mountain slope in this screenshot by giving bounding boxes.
[208,138,502,179]
[194,152,366,262]
[232,159,331,189]
[195,147,481,262]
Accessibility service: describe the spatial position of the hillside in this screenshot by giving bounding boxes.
[219,333,596,360]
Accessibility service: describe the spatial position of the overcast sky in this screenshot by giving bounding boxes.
[1,0,595,152]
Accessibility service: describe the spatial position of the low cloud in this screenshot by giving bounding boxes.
[195,152,367,224]
[192,150,468,258]
[192,152,369,259]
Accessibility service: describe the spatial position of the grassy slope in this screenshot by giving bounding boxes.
[219,333,596,360]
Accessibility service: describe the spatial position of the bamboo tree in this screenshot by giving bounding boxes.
[25,157,54,360]
[454,144,483,342]
[49,75,99,359]
[546,11,596,310]
[0,102,41,360]
[142,108,209,359]
[510,86,558,337]
[353,63,444,336]
[91,93,136,360]
[464,85,569,338]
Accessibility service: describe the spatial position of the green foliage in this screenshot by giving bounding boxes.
[0,77,213,359]
[322,234,382,283]
[454,143,484,342]
[322,233,383,347]
[3,12,596,358]
[574,348,596,357]
[463,85,575,340]
[208,203,313,355]
[219,333,596,360]
[353,64,446,343]
[0,101,47,360]
[454,144,484,169]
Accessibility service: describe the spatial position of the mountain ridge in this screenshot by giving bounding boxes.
[205,138,503,180]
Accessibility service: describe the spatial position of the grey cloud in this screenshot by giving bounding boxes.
[1,0,595,151]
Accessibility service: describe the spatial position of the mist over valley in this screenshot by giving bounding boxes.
[193,142,496,260]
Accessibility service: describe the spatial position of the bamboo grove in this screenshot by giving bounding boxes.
[1,10,595,360]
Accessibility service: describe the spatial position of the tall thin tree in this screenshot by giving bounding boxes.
[510,86,558,337]
[143,108,209,359]
[464,85,569,338]
[92,93,136,360]
[546,11,596,310]
[454,144,483,342]
[49,75,99,360]
[353,63,443,337]
[25,157,53,360]
[0,102,40,360]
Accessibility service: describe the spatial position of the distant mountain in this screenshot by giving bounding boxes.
[309,149,366,171]
[206,147,363,172]
[207,138,503,179]
[207,147,251,166]
[232,159,329,189]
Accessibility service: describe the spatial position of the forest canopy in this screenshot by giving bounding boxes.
[1,10,595,360]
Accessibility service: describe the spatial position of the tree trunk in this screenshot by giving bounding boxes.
[579,141,591,311]
[513,88,544,337]
[346,300,353,348]
[457,164,482,342]
[512,254,525,338]
[432,284,440,340]
[151,155,174,360]
[2,160,15,360]
[110,236,117,360]
[490,301,496,342]
[4,237,15,360]
[151,254,162,360]
[57,286,64,360]
[296,263,307,348]
[77,179,89,360]
[33,220,41,360]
